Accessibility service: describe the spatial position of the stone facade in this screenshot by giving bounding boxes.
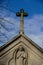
[0,34,43,65]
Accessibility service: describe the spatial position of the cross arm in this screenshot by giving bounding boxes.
[16,12,21,16]
[16,12,28,17]
[23,12,28,17]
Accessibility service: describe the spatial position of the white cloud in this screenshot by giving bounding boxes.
[24,15,43,48]
[26,34,43,48]
[25,15,43,35]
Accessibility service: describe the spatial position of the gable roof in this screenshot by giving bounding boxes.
[0,33,43,53]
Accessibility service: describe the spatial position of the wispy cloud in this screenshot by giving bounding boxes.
[0,7,19,46]
[24,15,43,48]
[25,15,43,35]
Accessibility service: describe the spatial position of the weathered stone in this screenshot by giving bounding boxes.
[0,34,43,65]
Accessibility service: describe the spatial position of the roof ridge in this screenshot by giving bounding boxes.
[0,34,43,53]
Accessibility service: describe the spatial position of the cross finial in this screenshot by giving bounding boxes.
[16,9,28,34]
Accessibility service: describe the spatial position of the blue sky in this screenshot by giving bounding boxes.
[0,0,43,48]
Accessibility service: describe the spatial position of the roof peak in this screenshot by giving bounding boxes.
[0,33,43,53]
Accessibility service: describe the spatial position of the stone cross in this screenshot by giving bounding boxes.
[16,9,28,34]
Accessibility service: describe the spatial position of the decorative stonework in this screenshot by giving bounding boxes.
[8,45,28,65]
